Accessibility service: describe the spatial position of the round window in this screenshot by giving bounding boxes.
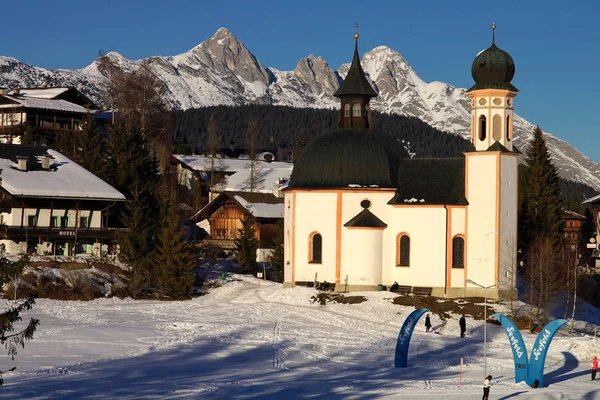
[360,199,371,209]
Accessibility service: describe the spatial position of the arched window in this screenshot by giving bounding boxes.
[452,236,465,268]
[492,115,501,141]
[352,103,361,117]
[478,115,487,141]
[344,103,351,117]
[397,234,410,266]
[506,115,512,141]
[309,233,322,263]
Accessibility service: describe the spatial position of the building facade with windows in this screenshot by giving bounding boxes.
[0,145,125,256]
[283,29,519,299]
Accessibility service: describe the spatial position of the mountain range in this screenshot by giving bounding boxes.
[1,27,599,190]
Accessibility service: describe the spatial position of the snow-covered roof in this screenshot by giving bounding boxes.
[233,195,283,219]
[13,88,70,99]
[174,154,292,194]
[583,193,600,205]
[0,149,125,200]
[0,95,90,114]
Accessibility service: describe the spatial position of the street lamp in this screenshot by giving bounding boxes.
[466,279,506,380]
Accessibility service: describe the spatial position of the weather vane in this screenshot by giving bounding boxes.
[354,21,359,39]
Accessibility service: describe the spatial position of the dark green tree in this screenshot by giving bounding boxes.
[0,297,39,362]
[519,126,564,253]
[293,126,308,161]
[154,191,196,299]
[108,121,160,297]
[234,215,258,274]
[76,117,107,178]
[269,222,285,283]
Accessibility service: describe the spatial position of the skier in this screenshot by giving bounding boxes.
[592,356,598,381]
[459,314,466,338]
[425,314,432,332]
[482,375,492,400]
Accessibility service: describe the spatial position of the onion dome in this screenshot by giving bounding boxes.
[468,24,518,92]
[287,128,408,189]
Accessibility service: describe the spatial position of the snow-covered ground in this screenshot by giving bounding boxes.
[3,275,600,399]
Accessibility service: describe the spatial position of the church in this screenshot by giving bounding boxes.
[283,26,519,300]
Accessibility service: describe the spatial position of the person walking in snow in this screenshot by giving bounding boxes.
[459,314,466,338]
[482,375,492,400]
[425,314,432,332]
[592,356,598,381]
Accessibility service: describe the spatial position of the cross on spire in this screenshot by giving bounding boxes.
[354,21,359,39]
[492,22,496,44]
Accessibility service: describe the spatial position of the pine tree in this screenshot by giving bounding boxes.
[154,191,196,300]
[519,126,564,252]
[0,297,39,362]
[293,126,307,161]
[207,115,220,194]
[269,222,285,283]
[234,215,259,274]
[76,116,107,178]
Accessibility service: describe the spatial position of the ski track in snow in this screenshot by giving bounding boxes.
[1,276,600,398]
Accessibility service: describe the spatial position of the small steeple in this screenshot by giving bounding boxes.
[334,25,377,129]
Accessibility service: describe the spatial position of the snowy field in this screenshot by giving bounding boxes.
[3,275,600,399]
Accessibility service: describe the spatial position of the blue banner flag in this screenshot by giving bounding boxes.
[527,319,568,388]
[491,313,529,383]
[394,308,429,368]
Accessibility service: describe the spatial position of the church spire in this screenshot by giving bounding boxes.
[334,26,377,129]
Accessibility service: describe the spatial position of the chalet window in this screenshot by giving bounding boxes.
[398,234,410,266]
[479,115,487,141]
[79,216,89,228]
[50,216,58,228]
[452,236,465,268]
[344,104,351,117]
[216,229,227,238]
[352,103,361,117]
[27,215,37,227]
[309,233,322,263]
[60,216,70,228]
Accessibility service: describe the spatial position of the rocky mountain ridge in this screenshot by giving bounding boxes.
[1,27,599,190]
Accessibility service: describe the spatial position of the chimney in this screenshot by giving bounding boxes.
[16,156,28,171]
[13,88,20,96]
[41,155,51,170]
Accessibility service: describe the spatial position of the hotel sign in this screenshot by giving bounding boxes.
[59,231,76,236]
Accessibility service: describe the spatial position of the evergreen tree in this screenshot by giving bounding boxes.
[234,215,258,274]
[293,126,307,161]
[108,121,160,297]
[0,297,39,362]
[207,114,220,193]
[244,120,264,192]
[519,126,564,252]
[76,116,107,178]
[269,222,285,283]
[154,191,196,300]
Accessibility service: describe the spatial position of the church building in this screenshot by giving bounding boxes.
[283,26,519,299]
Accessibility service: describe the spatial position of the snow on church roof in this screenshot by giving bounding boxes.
[0,148,125,200]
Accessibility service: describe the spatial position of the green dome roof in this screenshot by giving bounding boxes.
[287,128,408,189]
[468,43,517,92]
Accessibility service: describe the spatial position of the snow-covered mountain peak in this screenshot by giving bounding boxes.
[0,28,598,189]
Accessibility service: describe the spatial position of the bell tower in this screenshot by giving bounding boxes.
[333,26,378,129]
[466,23,518,151]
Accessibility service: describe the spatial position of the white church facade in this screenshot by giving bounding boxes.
[283,28,519,299]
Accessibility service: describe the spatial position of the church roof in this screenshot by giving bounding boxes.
[388,157,468,206]
[333,40,377,98]
[344,208,387,229]
[468,26,518,92]
[286,128,408,189]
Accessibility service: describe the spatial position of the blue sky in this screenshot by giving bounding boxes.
[2,0,598,161]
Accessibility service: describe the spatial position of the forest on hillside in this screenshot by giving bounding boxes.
[171,105,598,208]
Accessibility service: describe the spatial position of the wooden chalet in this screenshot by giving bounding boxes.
[191,191,283,252]
[563,210,586,253]
[0,87,98,146]
[0,144,125,256]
